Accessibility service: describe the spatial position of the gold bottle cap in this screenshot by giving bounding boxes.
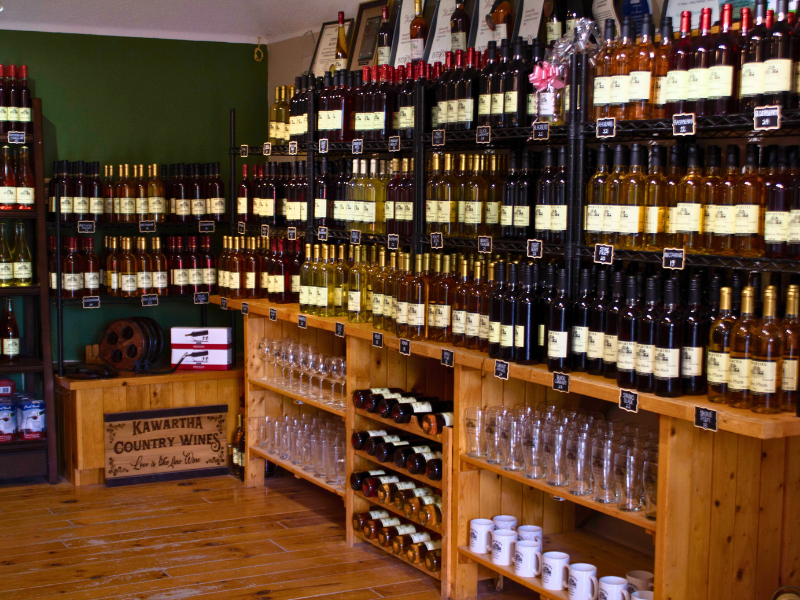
[763,285,777,317]
[339,245,346,260]
[433,253,442,274]
[153,163,158,176]
[443,254,451,274]
[389,251,397,268]
[151,237,161,250]
[392,158,401,172]
[444,153,453,171]
[379,249,386,267]
[460,259,469,278]
[719,287,731,311]
[431,153,440,171]
[787,285,799,316]
[416,253,423,273]
[322,244,329,260]
[488,261,495,282]
[136,237,146,250]
[474,260,482,280]
[313,244,320,259]
[459,153,467,171]
[741,286,754,315]
[423,252,430,272]
[370,245,377,263]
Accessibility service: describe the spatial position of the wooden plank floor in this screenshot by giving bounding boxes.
[0,474,528,600]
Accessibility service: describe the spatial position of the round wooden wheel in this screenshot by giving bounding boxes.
[99,318,148,370]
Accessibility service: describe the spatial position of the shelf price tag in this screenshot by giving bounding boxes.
[478,236,492,254]
[7,132,25,144]
[532,121,550,140]
[198,221,215,233]
[335,322,345,338]
[494,359,509,380]
[441,348,454,367]
[261,224,270,238]
[662,247,685,270]
[754,105,781,131]
[237,221,246,235]
[318,138,329,153]
[263,142,272,156]
[193,292,209,305]
[594,243,614,265]
[476,126,491,144]
[619,389,639,413]
[220,297,228,310]
[552,372,570,393]
[387,234,400,251]
[318,226,329,241]
[287,227,297,241]
[527,239,543,259]
[241,302,249,315]
[141,294,159,307]
[82,295,100,309]
[139,220,156,233]
[694,406,718,432]
[77,221,96,234]
[298,315,308,329]
[372,331,383,348]
[430,232,444,249]
[352,139,364,154]
[350,229,362,245]
[269,307,277,321]
[596,117,616,139]
[288,141,298,155]
[399,338,411,356]
[672,113,696,136]
[240,145,249,158]
[388,136,401,152]
[432,129,446,146]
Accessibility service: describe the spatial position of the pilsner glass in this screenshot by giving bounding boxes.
[614,446,644,511]
[592,432,617,504]
[545,421,569,487]
[567,428,593,496]
[522,417,546,479]
[464,406,486,457]
[484,406,506,464]
[499,412,524,471]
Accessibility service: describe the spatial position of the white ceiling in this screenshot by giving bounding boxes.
[0,0,364,45]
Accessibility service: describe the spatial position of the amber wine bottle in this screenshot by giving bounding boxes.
[751,285,784,413]
[781,285,800,413]
[728,287,756,408]
[707,287,736,403]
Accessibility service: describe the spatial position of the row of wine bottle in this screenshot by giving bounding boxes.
[0,145,36,209]
[0,222,33,287]
[0,65,33,134]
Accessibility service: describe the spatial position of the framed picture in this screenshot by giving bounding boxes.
[309,18,355,78]
[351,0,392,69]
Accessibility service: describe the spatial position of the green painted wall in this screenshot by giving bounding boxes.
[0,29,266,362]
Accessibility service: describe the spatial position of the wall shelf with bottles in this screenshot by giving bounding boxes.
[49,294,202,306]
[45,221,233,233]
[421,125,568,147]
[418,235,565,255]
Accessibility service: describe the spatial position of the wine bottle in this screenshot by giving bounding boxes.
[0,298,19,362]
[547,269,571,373]
[363,474,400,497]
[404,493,442,519]
[378,522,418,547]
[628,21,656,120]
[603,270,624,379]
[515,263,542,365]
[735,144,765,257]
[617,143,647,250]
[729,286,756,408]
[352,510,390,533]
[478,41,497,127]
[617,275,640,389]
[603,144,627,246]
[377,480,417,504]
[499,262,518,361]
[377,6,393,66]
[394,531,432,555]
[707,286,735,403]
[550,146,569,245]
[700,145,722,252]
[682,277,708,395]
[391,399,453,424]
[740,3,767,112]
[570,269,592,372]
[676,144,705,254]
[751,286,784,413]
[334,12,349,72]
[488,261,506,358]
[636,276,660,393]
[764,0,794,108]
[655,278,684,397]
[534,147,555,242]
[11,222,32,286]
[409,0,428,64]
[764,146,792,258]
[363,515,401,539]
[421,412,453,434]
[585,144,609,245]
[394,443,433,468]
[781,285,799,412]
[608,17,633,121]
[349,469,387,490]
[351,429,390,450]
[593,19,617,120]
[666,10,694,117]
[407,539,442,564]
[688,8,713,117]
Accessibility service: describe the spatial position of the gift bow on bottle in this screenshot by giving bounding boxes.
[529,62,565,92]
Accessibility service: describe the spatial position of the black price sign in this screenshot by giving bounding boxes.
[672,113,696,136]
[287,227,297,241]
[269,307,277,321]
[237,221,246,235]
[263,142,272,156]
[298,315,308,329]
[662,247,685,270]
[141,294,159,307]
[387,234,400,251]
[261,224,270,238]
[619,389,639,413]
[350,229,361,245]
[553,372,570,393]
[430,232,444,249]
[388,136,401,152]
[198,221,215,233]
[335,322,345,337]
[318,138,329,153]
[82,295,100,309]
[220,297,228,310]
[432,129,446,146]
[476,126,491,144]
[240,145,249,158]
[441,348,454,367]
[754,105,781,131]
[7,132,25,144]
[352,139,364,154]
[596,117,616,139]
[372,331,383,348]
[139,220,156,233]
[318,226,329,241]
[695,406,718,432]
[288,141,298,155]
[77,220,96,234]
[532,121,550,140]
[494,360,509,380]
[194,292,209,305]
[399,338,411,356]
[478,236,492,254]
[527,239,543,259]
[241,302,249,315]
[594,243,614,265]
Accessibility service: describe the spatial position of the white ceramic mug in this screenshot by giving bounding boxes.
[568,563,599,600]
[626,571,654,593]
[599,576,631,600]
[513,539,542,577]
[490,528,517,565]
[469,518,494,554]
[631,593,654,600]
[493,514,518,531]
[517,524,543,545]
[542,551,570,590]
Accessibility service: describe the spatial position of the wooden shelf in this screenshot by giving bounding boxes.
[1,285,40,296]
[0,439,47,452]
[0,356,43,374]
[460,453,656,532]
[458,529,654,600]
[249,445,345,497]
[355,531,442,581]
[354,489,443,535]
[354,407,446,443]
[248,378,346,418]
[55,366,243,391]
[354,448,443,490]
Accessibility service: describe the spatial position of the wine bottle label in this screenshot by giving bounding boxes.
[500,205,513,227]
[404,531,431,544]
[627,71,651,102]
[707,351,730,385]
[462,201,481,225]
[6,107,18,121]
[373,110,386,130]
[0,107,7,121]
[354,112,364,131]
[120,273,137,293]
[0,264,13,282]
[108,272,118,289]
[446,100,458,123]
[378,517,402,527]
[391,440,411,448]
[245,272,256,290]
[687,67,709,101]
[740,61,765,97]
[175,198,191,216]
[410,485,433,496]
[764,211,789,243]
[149,197,166,214]
[550,205,567,231]
[365,509,390,520]
[588,330,605,360]
[425,199,438,224]
[667,206,678,234]
[237,197,248,215]
[602,204,620,233]
[676,203,702,233]
[410,37,424,61]
[435,304,451,329]
[394,524,417,535]
[362,201,376,224]
[329,110,344,130]
[376,476,400,485]
[88,196,104,214]
[457,99,474,123]
[707,65,734,99]
[636,343,655,375]
[526,92,538,116]
[50,272,57,290]
[713,205,735,235]
[703,204,716,235]
[479,314,490,341]
[396,301,408,324]
[618,205,642,234]
[609,75,630,105]
[439,413,454,426]
[751,360,778,394]
[420,451,442,460]
[59,196,74,212]
[680,346,704,378]
[113,197,121,215]
[782,358,798,391]
[373,292,384,316]
[548,330,569,359]
[729,357,751,391]
[73,197,89,213]
[400,106,415,128]
[644,206,666,234]
[264,198,275,217]
[463,313,478,338]
[571,326,588,354]
[500,324,514,348]
[188,269,203,286]
[2,338,19,357]
[221,270,230,289]
[789,210,800,243]
[593,76,610,106]
[477,93,493,116]
[137,271,153,289]
[734,204,760,235]
[204,268,217,286]
[191,199,205,215]
[408,303,425,326]
[172,269,189,286]
[546,21,561,44]
[653,75,668,106]
[84,271,100,290]
[381,293,392,317]
[491,92,504,115]
[63,273,83,291]
[538,323,545,346]
[514,324,525,348]
[18,107,31,122]
[585,205,603,233]
[154,271,168,289]
[6,186,27,207]
[229,272,241,289]
[489,320,501,344]
[655,347,681,379]
[764,58,792,93]
[348,290,361,312]
[135,197,148,215]
[399,201,414,221]
[603,334,618,364]
[665,70,689,103]
[503,91,518,114]
[421,495,442,506]
[514,205,531,228]
[13,262,31,280]
[535,204,551,231]
[439,200,456,224]
[424,540,442,551]
[316,285,327,306]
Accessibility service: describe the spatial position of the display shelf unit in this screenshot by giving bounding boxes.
[249,377,346,419]
[354,406,444,443]
[50,294,201,306]
[45,220,232,233]
[353,488,444,535]
[249,444,345,497]
[418,235,566,255]
[421,124,569,146]
[355,530,442,580]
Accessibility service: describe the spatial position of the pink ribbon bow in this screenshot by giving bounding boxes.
[529,62,565,91]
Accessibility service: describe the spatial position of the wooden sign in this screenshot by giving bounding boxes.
[104,404,229,486]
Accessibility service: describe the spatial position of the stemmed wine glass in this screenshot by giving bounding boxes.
[306,349,322,399]
[280,340,295,387]
[316,356,331,401]
[269,340,281,383]
[330,357,346,409]
[296,344,309,392]
[257,339,270,382]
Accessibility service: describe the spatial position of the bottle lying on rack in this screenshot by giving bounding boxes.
[351,387,454,432]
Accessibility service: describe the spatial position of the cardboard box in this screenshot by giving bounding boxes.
[171,327,232,349]
[171,348,233,371]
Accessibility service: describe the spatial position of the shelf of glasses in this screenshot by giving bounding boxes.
[249,378,346,418]
[354,407,445,444]
[354,489,444,535]
[249,445,345,497]
[420,234,566,255]
[355,530,442,580]
[45,220,233,233]
[354,448,443,491]
[459,453,655,532]
[422,124,568,147]
[458,530,654,600]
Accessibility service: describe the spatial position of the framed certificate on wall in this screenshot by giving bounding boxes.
[309,18,354,77]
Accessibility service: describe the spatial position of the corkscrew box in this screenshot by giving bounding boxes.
[171,348,233,371]
[171,327,232,350]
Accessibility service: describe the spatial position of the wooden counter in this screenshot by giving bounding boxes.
[56,368,244,486]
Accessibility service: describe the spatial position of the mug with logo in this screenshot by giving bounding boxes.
[598,576,631,600]
[626,571,654,593]
[469,518,494,554]
[542,551,570,591]
[517,524,543,544]
[490,528,517,565]
[513,539,542,577]
[493,514,518,531]
[568,563,598,600]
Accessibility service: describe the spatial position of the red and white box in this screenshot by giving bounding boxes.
[171,327,233,371]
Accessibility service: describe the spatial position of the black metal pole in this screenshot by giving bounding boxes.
[412,81,426,255]
[307,88,317,241]
[55,189,63,377]
[229,108,237,367]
